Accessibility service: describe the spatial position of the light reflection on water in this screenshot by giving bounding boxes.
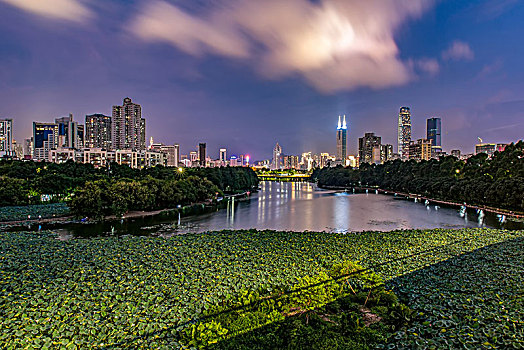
[174,181,496,235]
[24,181,519,239]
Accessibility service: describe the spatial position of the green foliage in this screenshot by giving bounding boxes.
[0,160,258,207]
[385,237,524,349]
[313,141,524,211]
[69,176,221,218]
[0,228,522,348]
[0,176,30,206]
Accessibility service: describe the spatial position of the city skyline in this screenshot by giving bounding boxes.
[1,1,523,159]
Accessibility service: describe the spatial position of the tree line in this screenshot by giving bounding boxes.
[0,161,259,210]
[312,141,524,211]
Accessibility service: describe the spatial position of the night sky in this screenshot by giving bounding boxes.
[1,0,523,160]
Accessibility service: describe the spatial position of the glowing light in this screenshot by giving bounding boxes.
[178,167,183,172]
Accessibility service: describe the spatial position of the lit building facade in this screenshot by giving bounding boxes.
[33,122,58,161]
[336,115,347,163]
[358,132,381,165]
[112,97,145,151]
[408,139,432,161]
[427,117,442,155]
[475,143,507,157]
[398,107,412,159]
[219,148,227,166]
[0,118,13,157]
[85,114,112,149]
[272,142,282,170]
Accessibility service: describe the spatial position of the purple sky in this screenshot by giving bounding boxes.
[0,0,523,160]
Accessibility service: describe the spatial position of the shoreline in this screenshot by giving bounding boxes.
[319,185,524,219]
[0,190,253,226]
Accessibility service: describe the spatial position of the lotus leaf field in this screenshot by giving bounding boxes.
[1,228,523,348]
[0,203,69,222]
[385,236,524,349]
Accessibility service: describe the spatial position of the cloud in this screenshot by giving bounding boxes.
[0,0,92,23]
[415,58,440,76]
[130,0,434,93]
[477,0,520,20]
[442,41,474,61]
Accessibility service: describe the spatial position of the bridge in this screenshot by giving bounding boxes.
[256,173,311,181]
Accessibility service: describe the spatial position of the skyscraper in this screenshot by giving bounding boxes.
[358,132,381,165]
[55,114,80,149]
[112,97,145,151]
[0,118,13,157]
[272,142,282,170]
[85,114,112,149]
[33,122,58,161]
[426,117,442,154]
[220,148,227,166]
[336,115,347,164]
[398,107,412,159]
[198,143,206,167]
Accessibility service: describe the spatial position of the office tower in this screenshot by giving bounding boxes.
[336,115,347,163]
[112,97,145,151]
[358,132,381,165]
[198,143,206,167]
[427,117,442,154]
[398,107,412,159]
[0,118,13,157]
[33,122,58,161]
[408,139,432,161]
[55,114,80,148]
[272,142,282,170]
[220,148,227,166]
[85,114,112,149]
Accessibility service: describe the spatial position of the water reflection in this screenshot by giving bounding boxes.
[11,181,522,238]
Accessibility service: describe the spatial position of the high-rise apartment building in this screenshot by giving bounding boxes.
[112,97,145,151]
[398,107,412,159]
[198,143,206,167]
[85,114,112,149]
[0,118,13,157]
[272,142,282,170]
[427,117,442,154]
[336,115,347,163]
[408,139,432,161]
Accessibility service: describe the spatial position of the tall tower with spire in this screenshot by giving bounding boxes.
[272,142,282,170]
[336,115,347,164]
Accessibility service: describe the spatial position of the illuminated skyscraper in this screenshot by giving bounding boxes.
[33,122,58,161]
[85,114,112,149]
[0,118,13,157]
[220,148,227,166]
[112,97,145,151]
[336,115,347,163]
[398,107,412,159]
[426,117,442,154]
[272,142,282,170]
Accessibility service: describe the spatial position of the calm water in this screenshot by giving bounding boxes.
[29,181,518,239]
